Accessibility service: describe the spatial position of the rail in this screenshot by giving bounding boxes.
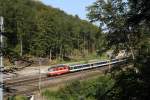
[4,58,126,97]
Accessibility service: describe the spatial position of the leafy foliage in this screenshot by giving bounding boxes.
[87,0,142,57]
[43,75,115,100]
[87,0,150,100]
[0,0,104,61]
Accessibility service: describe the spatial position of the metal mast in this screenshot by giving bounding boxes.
[0,16,4,100]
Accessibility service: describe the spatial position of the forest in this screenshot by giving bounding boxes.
[43,0,150,100]
[0,0,104,64]
[1,0,150,100]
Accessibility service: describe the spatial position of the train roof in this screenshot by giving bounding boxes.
[69,60,110,68]
[48,64,68,68]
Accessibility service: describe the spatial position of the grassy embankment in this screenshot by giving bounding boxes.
[42,74,114,100]
[8,74,114,100]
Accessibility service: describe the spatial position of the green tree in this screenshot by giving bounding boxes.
[87,0,150,99]
[0,0,103,63]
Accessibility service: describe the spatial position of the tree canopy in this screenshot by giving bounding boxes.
[0,0,104,61]
[87,0,150,99]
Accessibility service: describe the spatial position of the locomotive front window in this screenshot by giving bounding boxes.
[48,68,54,72]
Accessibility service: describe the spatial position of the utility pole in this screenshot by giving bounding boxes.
[0,16,4,100]
[38,57,42,94]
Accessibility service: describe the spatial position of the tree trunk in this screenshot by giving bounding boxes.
[83,34,86,57]
[20,36,23,56]
[49,49,52,62]
[59,45,62,60]
[127,34,135,60]
[130,46,135,60]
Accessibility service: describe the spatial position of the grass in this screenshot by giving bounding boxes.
[55,52,109,65]
[7,95,28,100]
[4,52,109,68]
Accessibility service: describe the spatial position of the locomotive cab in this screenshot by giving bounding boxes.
[47,64,69,76]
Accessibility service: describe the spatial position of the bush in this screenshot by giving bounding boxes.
[43,75,115,100]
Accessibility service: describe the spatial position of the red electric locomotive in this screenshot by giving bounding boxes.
[47,64,69,76]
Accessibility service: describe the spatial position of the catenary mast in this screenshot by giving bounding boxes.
[0,16,4,100]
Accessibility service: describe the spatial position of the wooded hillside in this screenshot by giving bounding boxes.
[0,0,104,63]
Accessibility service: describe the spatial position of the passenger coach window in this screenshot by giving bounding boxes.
[77,66,81,68]
[70,67,73,70]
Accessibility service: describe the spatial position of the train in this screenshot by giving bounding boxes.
[47,58,125,76]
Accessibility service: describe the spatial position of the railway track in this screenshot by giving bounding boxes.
[4,59,126,98]
[5,66,107,88]
[4,67,107,97]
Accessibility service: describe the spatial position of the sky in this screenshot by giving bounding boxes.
[41,0,95,20]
